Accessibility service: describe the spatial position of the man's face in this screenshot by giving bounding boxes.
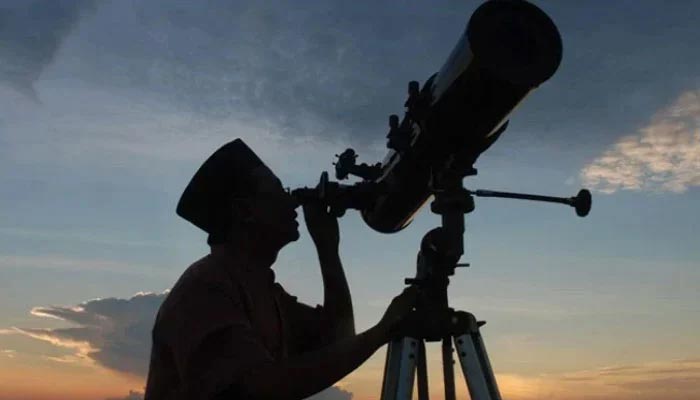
[243,166,300,247]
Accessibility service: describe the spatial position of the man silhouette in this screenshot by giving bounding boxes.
[144,139,417,400]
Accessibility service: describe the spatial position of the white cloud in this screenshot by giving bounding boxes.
[581,90,700,193]
[12,326,96,366]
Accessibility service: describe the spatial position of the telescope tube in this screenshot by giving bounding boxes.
[361,0,563,233]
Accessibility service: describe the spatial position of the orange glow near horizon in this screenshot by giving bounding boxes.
[1,346,699,400]
[0,363,141,400]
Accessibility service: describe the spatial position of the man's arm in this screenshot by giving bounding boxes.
[304,204,355,340]
[235,323,386,400]
[317,244,355,339]
[221,287,418,400]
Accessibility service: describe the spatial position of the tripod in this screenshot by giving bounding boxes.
[380,174,501,400]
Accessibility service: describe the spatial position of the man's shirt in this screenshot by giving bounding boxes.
[144,251,325,400]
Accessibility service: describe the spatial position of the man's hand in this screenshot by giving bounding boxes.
[378,286,419,339]
[303,203,340,250]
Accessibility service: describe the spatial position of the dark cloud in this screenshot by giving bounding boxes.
[16,292,353,400]
[0,0,98,99]
[3,0,699,163]
[18,291,166,377]
[48,0,472,145]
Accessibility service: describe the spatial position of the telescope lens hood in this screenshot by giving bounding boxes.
[468,0,563,87]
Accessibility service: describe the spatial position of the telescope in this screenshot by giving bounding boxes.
[292,0,589,231]
[292,2,592,399]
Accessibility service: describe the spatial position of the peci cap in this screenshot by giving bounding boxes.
[176,138,268,236]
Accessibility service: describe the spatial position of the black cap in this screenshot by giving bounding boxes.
[176,139,267,235]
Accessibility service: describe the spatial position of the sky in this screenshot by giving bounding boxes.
[0,0,699,399]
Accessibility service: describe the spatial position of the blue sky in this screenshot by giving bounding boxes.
[0,1,699,399]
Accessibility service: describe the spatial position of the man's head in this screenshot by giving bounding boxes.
[176,139,299,251]
[227,164,300,248]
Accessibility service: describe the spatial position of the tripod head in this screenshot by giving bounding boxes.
[399,168,591,341]
[397,171,475,341]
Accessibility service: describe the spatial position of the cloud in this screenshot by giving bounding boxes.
[1,0,474,145]
[0,0,98,99]
[104,390,144,400]
[10,292,353,400]
[3,0,700,166]
[10,292,166,377]
[306,386,353,400]
[498,358,700,400]
[581,90,700,193]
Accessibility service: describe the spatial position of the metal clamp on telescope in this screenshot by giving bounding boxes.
[290,1,590,399]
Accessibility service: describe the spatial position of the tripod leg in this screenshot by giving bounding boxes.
[416,340,429,400]
[381,337,419,400]
[454,331,502,400]
[442,336,456,400]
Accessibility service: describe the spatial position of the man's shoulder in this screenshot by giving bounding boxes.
[155,255,241,329]
[183,254,235,287]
